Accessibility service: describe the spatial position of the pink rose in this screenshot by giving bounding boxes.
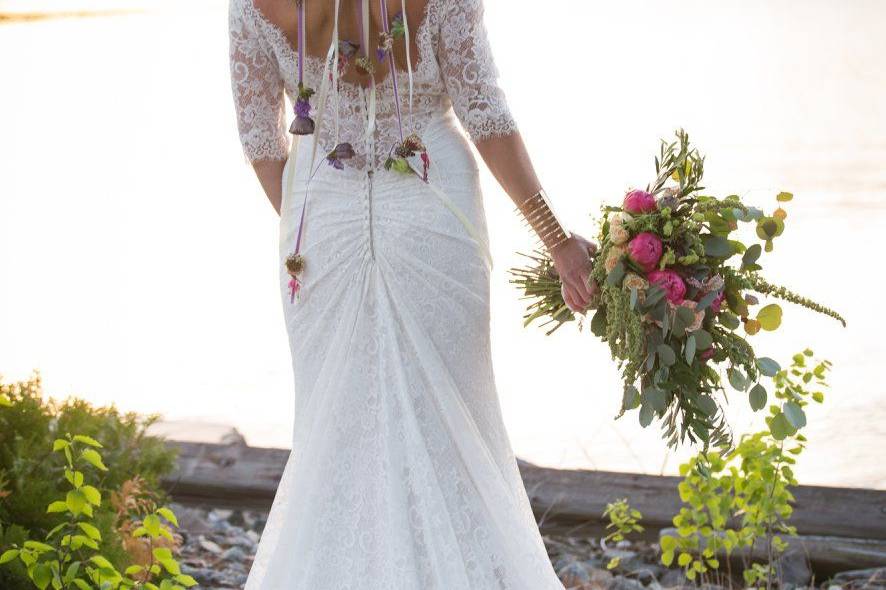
[623,189,657,215]
[627,232,663,272]
[648,269,686,304]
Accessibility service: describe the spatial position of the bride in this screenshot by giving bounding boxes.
[228,0,597,587]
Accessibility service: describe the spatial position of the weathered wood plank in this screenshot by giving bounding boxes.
[160,441,886,542]
[516,461,886,541]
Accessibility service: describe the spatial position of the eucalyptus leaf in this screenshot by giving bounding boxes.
[697,395,718,417]
[742,243,762,267]
[727,368,748,391]
[621,385,640,413]
[692,329,713,350]
[756,357,781,377]
[644,285,667,309]
[644,386,668,413]
[783,401,807,429]
[749,383,767,411]
[720,312,740,330]
[676,306,696,326]
[701,234,732,258]
[684,334,696,363]
[657,344,676,367]
[696,290,719,312]
[639,403,655,428]
[606,259,626,286]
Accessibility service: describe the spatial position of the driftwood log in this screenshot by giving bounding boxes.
[160,440,886,571]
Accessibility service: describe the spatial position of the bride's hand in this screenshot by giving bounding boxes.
[551,234,599,314]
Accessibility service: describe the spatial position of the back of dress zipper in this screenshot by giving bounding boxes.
[366,169,375,260]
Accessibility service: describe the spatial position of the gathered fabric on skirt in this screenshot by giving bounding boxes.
[242,113,562,589]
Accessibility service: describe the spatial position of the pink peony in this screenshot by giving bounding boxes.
[627,232,663,272]
[623,189,657,214]
[648,269,686,304]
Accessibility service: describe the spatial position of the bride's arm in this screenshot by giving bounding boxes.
[438,0,597,310]
[476,134,597,311]
[229,0,290,215]
[252,160,286,215]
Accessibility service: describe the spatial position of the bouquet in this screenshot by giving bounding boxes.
[511,130,845,449]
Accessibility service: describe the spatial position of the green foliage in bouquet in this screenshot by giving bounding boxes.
[659,349,829,588]
[511,130,844,450]
[0,373,178,590]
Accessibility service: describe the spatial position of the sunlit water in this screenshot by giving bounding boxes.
[2,0,885,488]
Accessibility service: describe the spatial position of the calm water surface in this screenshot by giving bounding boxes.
[1,0,885,488]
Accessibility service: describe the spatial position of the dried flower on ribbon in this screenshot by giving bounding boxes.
[333,40,359,77]
[376,31,394,62]
[385,134,430,181]
[355,55,375,76]
[390,11,406,38]
[289,84,316,135]
[325,142,355,170]
[285,253,306,302]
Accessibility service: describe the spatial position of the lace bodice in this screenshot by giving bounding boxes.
[229,0,517,168]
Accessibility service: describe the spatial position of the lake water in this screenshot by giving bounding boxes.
[1,0,885,489]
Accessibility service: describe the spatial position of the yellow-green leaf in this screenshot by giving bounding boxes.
[31,563,52,590]
[678,552,692,567]
[72,435,103,448]
[47,501,69,514]
[24,540,54,553]
[89,556,113,569]
[757,304,783,331]
[72,534,98,550]
[607,556,620,570]
[78,522,102,541]
[66,490,87,515]
[776,191,793,202]
[79,449,108,471]
[80,485,101,506]
[157,507,179,528]
[0,549,20,564]
[175,574,198,587]
[158,558,181,575]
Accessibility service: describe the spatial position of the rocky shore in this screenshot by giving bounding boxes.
[168,503,885,590]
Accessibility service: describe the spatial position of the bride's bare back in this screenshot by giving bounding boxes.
[252,0,427,87]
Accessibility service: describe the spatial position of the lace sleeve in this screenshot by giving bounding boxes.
[229,0,289,162]
[437,0,518,142]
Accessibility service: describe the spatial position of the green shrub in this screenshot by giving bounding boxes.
[0,373,178,590]
[602,498,644,569]
[660,349,830,588]
[0,434,194,590]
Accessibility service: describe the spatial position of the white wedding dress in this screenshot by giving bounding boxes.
[229,0,563,587]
